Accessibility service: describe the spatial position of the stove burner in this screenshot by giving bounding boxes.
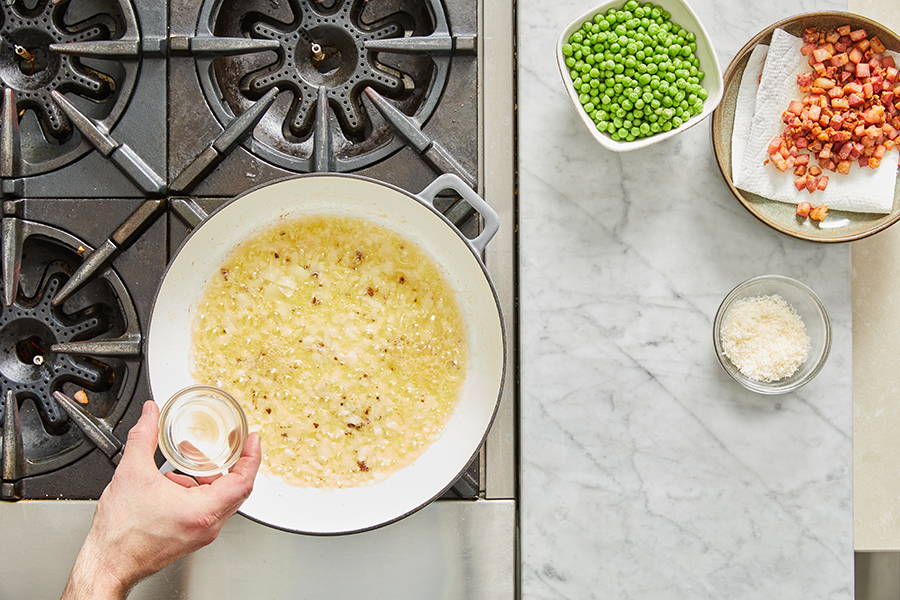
[0,0,140,176]
[243,4,403,138]
[0,262,109,431]
[0,218,139,495]
[196,0,451,172]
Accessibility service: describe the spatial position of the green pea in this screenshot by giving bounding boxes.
[584,102,595,113]
[597,120,609,132]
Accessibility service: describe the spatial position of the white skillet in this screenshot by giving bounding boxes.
[148,173,505,534]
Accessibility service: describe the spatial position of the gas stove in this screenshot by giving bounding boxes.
[0,0,516,597]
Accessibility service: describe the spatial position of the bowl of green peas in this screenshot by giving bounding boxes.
[557,0,723,151]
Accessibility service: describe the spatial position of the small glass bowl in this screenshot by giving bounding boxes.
[713,275,831,395]
[158,385,248,476]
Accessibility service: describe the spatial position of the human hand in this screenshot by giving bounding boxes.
[62,400,261,600]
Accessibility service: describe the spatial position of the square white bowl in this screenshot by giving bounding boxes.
[556,0,724,152]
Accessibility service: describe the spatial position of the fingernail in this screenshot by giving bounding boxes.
[142,400,153,415]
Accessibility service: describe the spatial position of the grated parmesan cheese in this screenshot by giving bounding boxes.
[720,294,810,383]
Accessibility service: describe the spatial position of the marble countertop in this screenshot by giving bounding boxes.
[518,0,852,598]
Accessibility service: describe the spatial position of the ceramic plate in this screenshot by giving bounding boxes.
[712,11,900,242]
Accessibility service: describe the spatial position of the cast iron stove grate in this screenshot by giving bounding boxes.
[0,0,141,177]
[0,206,140,500]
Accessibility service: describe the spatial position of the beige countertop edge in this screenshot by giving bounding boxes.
[851,0,900,552]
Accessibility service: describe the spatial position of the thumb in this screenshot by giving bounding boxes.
[120,401,160,469]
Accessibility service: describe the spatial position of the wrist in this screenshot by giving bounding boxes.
[63,532,130,600]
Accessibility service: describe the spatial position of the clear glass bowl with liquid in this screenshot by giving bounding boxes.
[158,385,248,476]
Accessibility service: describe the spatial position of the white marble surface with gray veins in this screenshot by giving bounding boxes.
[519,0,851,598]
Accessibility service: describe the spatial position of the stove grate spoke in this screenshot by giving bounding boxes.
[51,333,140,357]
[170,87,280,194]
[50,91,165,195]
[363,34,454,54]
[52,199,165,305]
[363,86,476,189]
[0,89,20,179]
[0,389,23,499]
[52,390,122,464]
[312,85,335,171]
[48,39,140,58]
[1,215,23,306]
[182,36,280,57]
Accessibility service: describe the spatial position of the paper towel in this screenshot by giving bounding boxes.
[732,28,899,214]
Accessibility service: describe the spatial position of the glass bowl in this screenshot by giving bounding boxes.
[158,385,248,476]
[713,275,831,394]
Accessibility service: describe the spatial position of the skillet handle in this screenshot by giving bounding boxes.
[417,174,500,255]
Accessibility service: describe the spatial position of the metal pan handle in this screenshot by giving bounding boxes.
[417,174,500,254]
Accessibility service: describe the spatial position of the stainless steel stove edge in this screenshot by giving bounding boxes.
[0,498,516,600]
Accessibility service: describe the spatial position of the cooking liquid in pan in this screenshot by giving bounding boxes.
[192,215,468,488]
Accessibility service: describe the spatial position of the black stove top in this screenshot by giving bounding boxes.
[0,0,481,501]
